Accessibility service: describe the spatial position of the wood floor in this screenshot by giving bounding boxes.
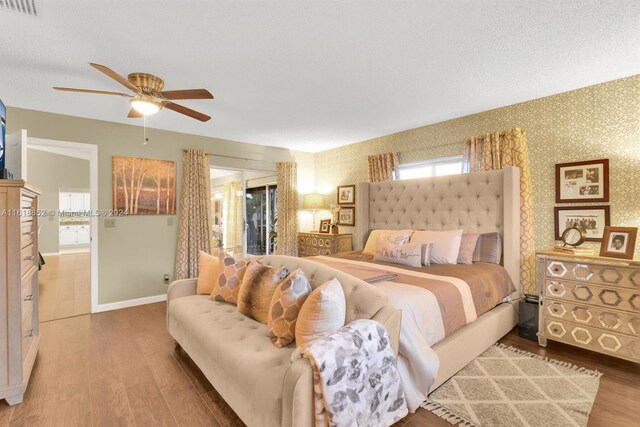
[38,253,91,322]
[0,302,638,427]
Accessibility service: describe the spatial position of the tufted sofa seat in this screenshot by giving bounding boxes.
[167,255,401,427]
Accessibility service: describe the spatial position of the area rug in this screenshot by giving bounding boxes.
[422,344,602,426]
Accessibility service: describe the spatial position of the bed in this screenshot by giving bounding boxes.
[310,166,522,411]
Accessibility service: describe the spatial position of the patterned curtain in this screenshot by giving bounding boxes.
[223,180,244,254]
[175,149,212,279]
[368,152,399,182]
[463,128,536,295]
[275,162,298,256]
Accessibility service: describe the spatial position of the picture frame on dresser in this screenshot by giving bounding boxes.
[318,219,331,234]
[555,158,609,203]
[337,184,355,205]
[599,226,638,259]
[554,205,610,242]
[337,206,355,226]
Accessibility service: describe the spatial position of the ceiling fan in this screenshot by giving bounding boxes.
[53,63,213,122]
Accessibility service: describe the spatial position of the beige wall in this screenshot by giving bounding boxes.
[315,75,640,256]
[8,108,314,305]
[26,148,90,254]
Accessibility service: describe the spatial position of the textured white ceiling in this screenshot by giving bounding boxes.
[1,1,638,152]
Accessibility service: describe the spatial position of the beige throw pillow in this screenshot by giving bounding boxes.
[373,238,423,268]
[196,250,222,295]
[268,269,313,348]
[363,229,414,256]
[410,229,463,264]
[210,252,248,304]
[295,278,346,347]
[237,260,289,324]
[458,233,480,264]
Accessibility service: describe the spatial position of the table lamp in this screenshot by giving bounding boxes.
[302,193,327,232]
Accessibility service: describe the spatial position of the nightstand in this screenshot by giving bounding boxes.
[298,232,352,257]
[536,249,640,363]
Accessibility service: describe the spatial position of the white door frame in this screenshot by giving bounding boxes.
[27,137,99,313]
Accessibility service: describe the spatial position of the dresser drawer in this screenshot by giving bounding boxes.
[22,297,35,355]
[544,298,640,337]
[545,259,640,290]
[21,243,37,275]
[544,318,640,363]
[544,279,640,314]
[20,221,35,248]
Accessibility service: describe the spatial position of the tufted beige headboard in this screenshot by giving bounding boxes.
[353,166,521,294]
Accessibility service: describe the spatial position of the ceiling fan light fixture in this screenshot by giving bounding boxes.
[130,97,162,115]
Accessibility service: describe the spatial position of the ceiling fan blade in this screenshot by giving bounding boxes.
[161,89,214,100]
[127,108,143,118]
[89,63,139,93]
[164,101,211,122]
[53,87,132,97]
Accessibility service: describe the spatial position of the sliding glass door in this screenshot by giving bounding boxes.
[245,184,277,256]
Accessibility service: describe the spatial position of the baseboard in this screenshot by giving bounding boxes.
[41,252,60,257]
[94,294,167,313]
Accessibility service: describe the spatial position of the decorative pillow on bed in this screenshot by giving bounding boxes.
[409,229,463,264]
[210,252,248,304]
[295,278,346,347]
[363,229,414,256]
[268,268,313,348]
[196,250,222,295]
[373,238,423,268]
[472,232,502,264]
[457,233,480,265]
[237,260,289,324]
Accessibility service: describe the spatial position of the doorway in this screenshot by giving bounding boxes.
[26,138,98,321]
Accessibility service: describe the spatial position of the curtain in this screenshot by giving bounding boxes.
[463,128,536,295]
[275,162,298,256]
[223,180,244,254]
[175,149,212,279]
[368,152,399,182]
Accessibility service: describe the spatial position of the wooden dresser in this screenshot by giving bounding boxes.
[298,232,352,257]
[0,181,41,405]
[537,249,640,363]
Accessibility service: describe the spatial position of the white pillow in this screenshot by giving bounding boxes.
[363,229,414,255]
[410,229,463,264]
[373,238,423,268]
[295,278,346,347]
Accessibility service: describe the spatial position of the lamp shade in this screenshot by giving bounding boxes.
[302,193,327,210]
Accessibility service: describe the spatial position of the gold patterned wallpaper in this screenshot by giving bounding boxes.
[315,75,640,262]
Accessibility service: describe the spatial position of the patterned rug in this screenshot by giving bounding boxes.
[422,344,602,426]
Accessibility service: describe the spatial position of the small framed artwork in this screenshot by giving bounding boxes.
[599,226,638,259]
[555,159,609,203]
[554,206,610,242]
[337,184,356,205]
[337,207,355,226]
[318,219,331,234]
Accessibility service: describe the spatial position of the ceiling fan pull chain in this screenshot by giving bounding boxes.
[143,115,148,146]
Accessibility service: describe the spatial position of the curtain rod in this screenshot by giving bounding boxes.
[182,149,276,164]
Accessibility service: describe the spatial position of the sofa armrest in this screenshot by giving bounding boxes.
[166,278,198,327]
[372,304,401,357]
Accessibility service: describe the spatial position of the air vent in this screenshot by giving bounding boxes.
[0,0,39,16]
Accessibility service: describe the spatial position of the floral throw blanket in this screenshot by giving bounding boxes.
[299,319,408,427]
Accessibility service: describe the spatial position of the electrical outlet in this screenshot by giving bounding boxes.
[164,274,170,283]
[105,218,116,228]
[167,217,174,226]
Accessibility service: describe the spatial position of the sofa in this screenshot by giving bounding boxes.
[166,255,401,427]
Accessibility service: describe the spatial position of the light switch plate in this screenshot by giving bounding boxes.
[104,218,116,228]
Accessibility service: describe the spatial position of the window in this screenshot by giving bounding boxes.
[397,156,463,180]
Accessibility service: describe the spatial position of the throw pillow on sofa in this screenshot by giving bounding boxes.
[268,268,312,348]
[237,260,289,324]
[295,278,346,347]
[196,250,222,295]
[210,251,248,304]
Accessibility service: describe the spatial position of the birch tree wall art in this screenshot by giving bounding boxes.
[112,156,176,215]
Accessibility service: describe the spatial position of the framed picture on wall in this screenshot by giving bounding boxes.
[337,184,356,205]
[554,206,610,242]
[555,159,609,203]
[338,206,355,226]
[599,226,637,259]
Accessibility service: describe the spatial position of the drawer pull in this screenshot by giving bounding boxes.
[25,329,34,338]
[22,231,34,236]
[24,255,35,261]
[24,294,34,301]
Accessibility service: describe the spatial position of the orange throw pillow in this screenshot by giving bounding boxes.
[196,250,221,295]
